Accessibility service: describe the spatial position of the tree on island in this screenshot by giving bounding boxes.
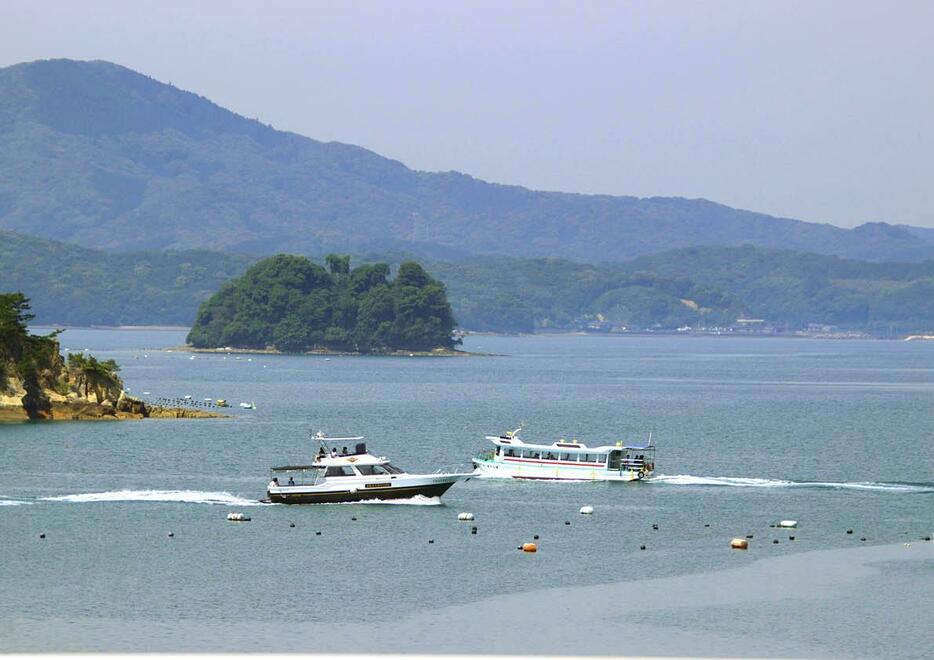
[187,255,460,353]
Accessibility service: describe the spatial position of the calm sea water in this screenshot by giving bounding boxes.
[1,330,932,653]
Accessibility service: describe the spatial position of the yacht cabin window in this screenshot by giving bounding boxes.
[325,466,357,477]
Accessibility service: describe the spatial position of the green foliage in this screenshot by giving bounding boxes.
[3,227,934,336]
[66,352,122,402]
[0,230,253,326]
[0,293,79,415]
[187,255,458,352]
[427,257,743,332]
[2,59,933,264]
[619,246,934,335]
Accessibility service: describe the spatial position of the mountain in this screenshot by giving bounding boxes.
[1,58,933,262]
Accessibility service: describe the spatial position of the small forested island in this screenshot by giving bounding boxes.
[0,293,221,421]
[187,255,461,354]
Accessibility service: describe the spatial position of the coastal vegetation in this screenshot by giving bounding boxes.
[1,292,121,418]
[186,255,459,353]
[0,292,220,420]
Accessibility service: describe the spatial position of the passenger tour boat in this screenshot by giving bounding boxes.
[473,427,655,481]
[266,432,473,504]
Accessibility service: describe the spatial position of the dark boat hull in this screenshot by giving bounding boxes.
[267,481,456,505]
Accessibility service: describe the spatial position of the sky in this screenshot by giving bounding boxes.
[2,0,933,228]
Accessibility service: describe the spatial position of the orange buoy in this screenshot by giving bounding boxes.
[522,542,537,553]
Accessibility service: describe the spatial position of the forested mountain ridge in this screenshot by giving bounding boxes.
[3,230,931,335]
[2,58,933,262]
[0,230,252,326]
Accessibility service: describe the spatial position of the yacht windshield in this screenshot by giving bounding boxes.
[356,464,391,476]
[383,463,405,474]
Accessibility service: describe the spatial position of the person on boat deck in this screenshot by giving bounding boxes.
[330,448,338,457]
[288,476,295,486]
[269,477,279,489]
[341,446,348,455]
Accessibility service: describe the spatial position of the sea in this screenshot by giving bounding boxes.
[1,329,932,655]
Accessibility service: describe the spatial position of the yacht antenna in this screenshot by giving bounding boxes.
[313,430,331,454]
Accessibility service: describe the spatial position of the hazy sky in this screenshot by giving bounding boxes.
[3,1,933,228]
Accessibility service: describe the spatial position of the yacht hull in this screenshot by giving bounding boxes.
[267,475,466,504]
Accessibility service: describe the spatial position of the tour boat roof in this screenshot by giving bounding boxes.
[486,433,653,452]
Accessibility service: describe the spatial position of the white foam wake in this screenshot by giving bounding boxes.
[336,495,443,506]
[649,474,933,493]
[41,489,268,506]
[0,498,31,506]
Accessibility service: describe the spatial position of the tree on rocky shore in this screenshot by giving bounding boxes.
[2,292,127,417]
[67,353,122,403]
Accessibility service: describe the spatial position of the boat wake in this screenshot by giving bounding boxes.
[335,495,443,506]
[0,498,31,506]
[649,474,934,494]
[41,489,269,506]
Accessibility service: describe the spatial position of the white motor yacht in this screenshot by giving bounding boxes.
[266,432,472,504]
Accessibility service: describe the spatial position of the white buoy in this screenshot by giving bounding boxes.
[730,538,749,550]
[579,505,594,515]
[457,512,475,521]
[227,512,251,522]
[778,520,798,528]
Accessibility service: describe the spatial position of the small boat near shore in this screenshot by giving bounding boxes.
[266,432,472,504]
[473,427,655,481]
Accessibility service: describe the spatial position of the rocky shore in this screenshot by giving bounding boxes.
[0,387,226,422]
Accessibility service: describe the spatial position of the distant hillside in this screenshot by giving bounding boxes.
[619,246,934,334]
[1,58,933,263]
[0,230,252,325]
[5,231,930,336]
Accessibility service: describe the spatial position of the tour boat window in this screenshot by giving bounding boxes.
[505,448,516,457]
[383,463,405,474]
[529,451,540,459]
[580,454,593,463]
[325,466,356,477]
[560,453,575,461]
